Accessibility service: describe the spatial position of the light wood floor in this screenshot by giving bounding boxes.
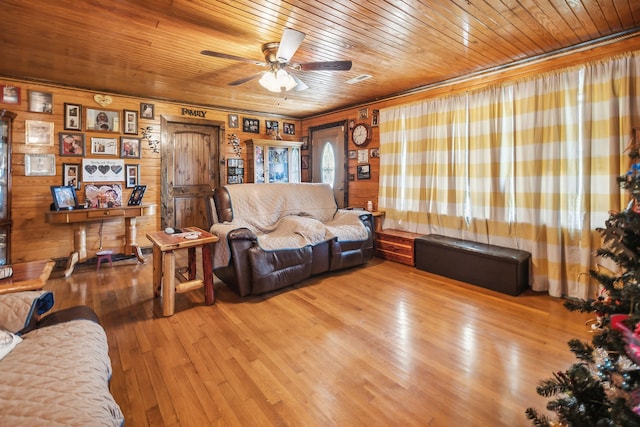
[45,255,591,427]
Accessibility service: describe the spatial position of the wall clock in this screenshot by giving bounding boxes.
[352,123,371,147]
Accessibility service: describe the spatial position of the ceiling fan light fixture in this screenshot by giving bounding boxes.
[259,69,297,92]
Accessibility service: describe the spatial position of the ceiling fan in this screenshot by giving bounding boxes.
[201,28,352,93]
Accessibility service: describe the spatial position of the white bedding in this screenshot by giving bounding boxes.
[210,183,368,267]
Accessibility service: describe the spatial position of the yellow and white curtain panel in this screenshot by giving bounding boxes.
[379,52,640,299]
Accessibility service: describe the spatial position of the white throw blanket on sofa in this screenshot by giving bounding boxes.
[211,183,368,267]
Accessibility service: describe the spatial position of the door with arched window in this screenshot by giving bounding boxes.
[310,123,347,207]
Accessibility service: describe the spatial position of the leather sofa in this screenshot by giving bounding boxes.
[207,183,374,297]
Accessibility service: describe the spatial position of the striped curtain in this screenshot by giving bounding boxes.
[379,52,640,298]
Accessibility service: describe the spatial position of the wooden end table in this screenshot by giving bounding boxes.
[0,260,56,295]
[146,227,218,316]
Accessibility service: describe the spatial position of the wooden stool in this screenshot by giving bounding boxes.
[96,250,114,271]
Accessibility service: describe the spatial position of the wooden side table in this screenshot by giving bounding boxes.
[375,229,421,266]
[0,260,55,295]
[146,227,218,316]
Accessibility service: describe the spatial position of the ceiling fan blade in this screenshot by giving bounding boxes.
[293,60,353,71]
[276,28,306,62]
[200,50,265,66]
[229,72,263,86]
[290,74,309,91]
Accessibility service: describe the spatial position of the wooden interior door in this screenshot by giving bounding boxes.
[161,117,222,230]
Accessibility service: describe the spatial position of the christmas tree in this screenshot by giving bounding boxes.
[526,129,640,427]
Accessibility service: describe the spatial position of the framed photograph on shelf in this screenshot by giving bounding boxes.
[127,185,146,205]
[90,137,118,155]
[86,108,119,133]
[120,137,141,158]
[62,163,81,189]
[28,90,53,113]
[357,163,371,180]
[50,185,78,211]
[25,154,56,176]
[59,132,85,156]
[85,183,122,208]
[64,103,82,130]
[1,85,20,105]
[123,109,138,134]
[283,122,295,135]
[25,120,54,146]
[228,114,239,128]
[140,102,154,119]
[243,118,259,133]
[126,164,139,188]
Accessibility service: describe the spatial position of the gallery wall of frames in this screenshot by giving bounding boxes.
[0,80,303,263]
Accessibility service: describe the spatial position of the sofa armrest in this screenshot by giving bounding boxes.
[212,227,259,297]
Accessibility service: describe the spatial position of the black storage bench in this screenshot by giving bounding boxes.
[415,234,530,296]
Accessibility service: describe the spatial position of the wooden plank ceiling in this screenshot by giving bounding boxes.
[1,0,639,118]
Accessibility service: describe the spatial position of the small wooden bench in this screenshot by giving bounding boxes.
[414,234,530,296]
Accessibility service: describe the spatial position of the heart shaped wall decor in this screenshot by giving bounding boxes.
[93,94,113,107]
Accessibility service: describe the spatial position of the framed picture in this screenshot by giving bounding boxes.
[86,108,119,133]
[120,137,141,158]
[265,120,279,136]
[283,122,295,135]
[1,85,20,105]
[59,132,85,156]
[126,164,139,188]
[25,154,56,176]
[348,150,356,159]
[50,185,78,211]
[243,118,259,133]
[358,108,369,120]
[372,109,379,127]
[25,120,54,146]
[62,163,81,189]
[301,136,309,150]
[301,155,309,169]
[82,158,125,182]
[357,163,371,180]
[127,185,146,205]
[358,149,368,163]
[85,183,122,208]
[228,114,239,128]
[370,148,380,158]
[28,90,53,113]
[123,109,138,135]
[90,137,118,155]
[64,103,82,130]
[140,102,154,119]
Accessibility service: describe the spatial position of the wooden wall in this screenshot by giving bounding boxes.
[2,36,638,264]
[0,82,300,263]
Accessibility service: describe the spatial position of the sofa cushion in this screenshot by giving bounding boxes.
[0,318,124,426]
[0,290,54,334]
